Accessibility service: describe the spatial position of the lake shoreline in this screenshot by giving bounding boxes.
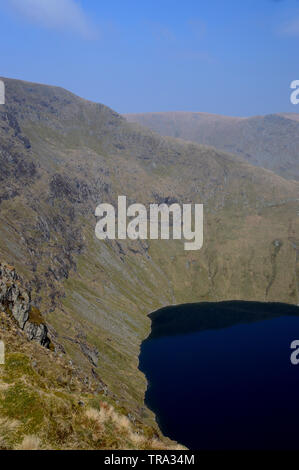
[139,301,299,450]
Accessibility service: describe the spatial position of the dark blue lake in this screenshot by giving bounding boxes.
[139,301,299,450]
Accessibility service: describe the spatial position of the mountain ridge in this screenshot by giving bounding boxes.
[0,77,298,434]
[125,111,299,181]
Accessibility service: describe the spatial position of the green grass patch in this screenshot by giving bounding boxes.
[0,382,44,432]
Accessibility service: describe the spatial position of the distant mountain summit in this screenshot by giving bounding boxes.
[125,111,299,181]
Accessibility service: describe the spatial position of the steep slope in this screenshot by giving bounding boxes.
[125,111,299,181]
[0,268,183,450]
[0,77,298,429]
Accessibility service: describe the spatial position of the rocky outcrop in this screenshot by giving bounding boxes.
[50,174,91,204]
[80,343,99,367]
[23,322,49,348]
[0,263,50,347]
[62,335,99,367]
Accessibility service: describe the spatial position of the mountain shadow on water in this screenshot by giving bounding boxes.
[147,301,299,340]
[139,301,299,450]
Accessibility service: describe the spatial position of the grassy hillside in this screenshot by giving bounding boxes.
[0,77,298,435]
[0,305,184,450]
[125,111,299,181]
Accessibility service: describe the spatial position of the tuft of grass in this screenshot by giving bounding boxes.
[28,307,44,326]
[16,435,41,450]
[0,417,19,450]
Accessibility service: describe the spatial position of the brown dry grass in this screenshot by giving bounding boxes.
[16,435,41,450]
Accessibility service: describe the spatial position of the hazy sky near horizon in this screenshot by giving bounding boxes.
[0,0,299,116]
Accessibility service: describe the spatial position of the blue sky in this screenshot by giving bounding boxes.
[0,0,299,116]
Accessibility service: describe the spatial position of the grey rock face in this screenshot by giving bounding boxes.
[0,263,30,328]
[11,291,30,329]
[23,322,50,348]
[80,343,99,367]
[63,334,99,367]
[0,262,50,347]
[50,173,91,204]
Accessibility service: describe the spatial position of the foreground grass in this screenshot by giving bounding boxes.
[0,311,184,450]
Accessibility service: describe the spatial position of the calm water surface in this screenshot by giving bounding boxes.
[139,301,299,450]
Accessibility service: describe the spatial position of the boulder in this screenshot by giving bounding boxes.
[0,262,50,347]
